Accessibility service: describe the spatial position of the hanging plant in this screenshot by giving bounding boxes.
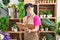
[2,0,9,5]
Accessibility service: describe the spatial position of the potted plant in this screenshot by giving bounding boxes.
[56,19,60,40]
[0,17,9,32]
[7,3,17,18]
[40,25,44,31]
[45,33,54,40]
[42,18,55,31]
[43,11,47,18]
[17,2,25,23]
[39,11,44,18]
[2,0,9,6]
[12,24,18,32]
[47,10,53,18]
[49,0,53,3]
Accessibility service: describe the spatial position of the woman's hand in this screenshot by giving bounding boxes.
[25,29,31,33]
[31,26,39,32]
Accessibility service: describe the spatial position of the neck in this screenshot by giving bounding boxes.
[29,12,35,17]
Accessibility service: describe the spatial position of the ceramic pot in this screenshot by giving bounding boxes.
[45,28,48,31]
[40,15,44,18]
[47,15,52,18]
[44,14,46,18]
[41,28,44,31]
[13,28,18,32]
[56,35,60,40]
[8,8,15,18]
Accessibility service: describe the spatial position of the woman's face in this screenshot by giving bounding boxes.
[26,7,34,15]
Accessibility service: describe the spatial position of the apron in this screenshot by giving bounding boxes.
[24,16,39,40]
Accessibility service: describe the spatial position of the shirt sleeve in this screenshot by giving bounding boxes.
[34,16,42,27]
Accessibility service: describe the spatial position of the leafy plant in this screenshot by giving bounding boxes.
[47,10,53,15]
[44,11,47,15]
[40,25,44,29]
[0,3,2,8]
[18,0,24,2]
[13,24,18,29]
[49,0,53,2]
[7,3,17,8]
[17,2,25,19]
[56,20,60,35]
[45,33,54,40]
[42,18,55,31]
[2,0,9,5]
[39,11,44,15]
[56,28,60,35]
[0,17,9,32]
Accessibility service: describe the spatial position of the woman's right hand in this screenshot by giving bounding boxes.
[23,16,27,23]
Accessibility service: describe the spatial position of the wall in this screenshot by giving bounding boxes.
[57,0,60,19]
[8,0,60,19]
[10,0,19,5]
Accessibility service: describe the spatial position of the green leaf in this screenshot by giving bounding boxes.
[0,17,9,32]
[17,2,25,19]
[0,3,2,8]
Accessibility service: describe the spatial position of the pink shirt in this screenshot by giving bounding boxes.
[33,15,42,27]
[27,15,42,27]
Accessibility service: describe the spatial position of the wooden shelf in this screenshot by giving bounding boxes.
[38,3,56,5]
[40,17,56,19]
[9,18,19,20]
[8,0,57,40]
[39,31,55,33]
[5,31,24,33]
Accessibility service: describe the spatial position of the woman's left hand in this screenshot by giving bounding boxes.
[26,29,31,33]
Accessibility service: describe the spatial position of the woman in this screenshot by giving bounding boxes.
[23,3,42,40]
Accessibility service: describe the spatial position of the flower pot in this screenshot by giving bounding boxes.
[13,28,18,32]
[41,28,44,31]
[47,15,52,18]
[11,27,18,32]
[43,14,46,18]
[17,12,19,18]
[8,8,15,18]
[40,15,44,18]
[0,34,4,40]
[11,27,14,31]
[56,35,60,40]
[45,28,48,31]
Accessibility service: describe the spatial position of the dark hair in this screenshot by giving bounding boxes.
[24,3,33,10]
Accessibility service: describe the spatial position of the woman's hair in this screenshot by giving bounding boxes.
[24,3,33,10]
